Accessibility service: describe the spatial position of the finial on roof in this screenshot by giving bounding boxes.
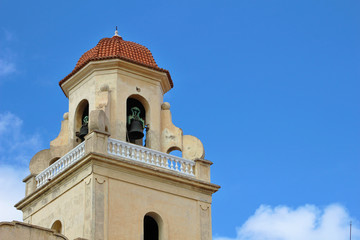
[114,26,120,37]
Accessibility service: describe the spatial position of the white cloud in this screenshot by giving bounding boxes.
[0,111,22,135]
[0,112,42,165]
[214,204,360,240]
[0,165,27,221]
[0,112,43,221]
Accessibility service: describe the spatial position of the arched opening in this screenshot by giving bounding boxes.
[51,220,62,234]
[126,96,148,146]
[75,99,89,142]
[144,215,158,240]
[167,147,183,170]
[49,157,60,166]
[167,147,182,158]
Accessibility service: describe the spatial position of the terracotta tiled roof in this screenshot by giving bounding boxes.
[59,36,173,88]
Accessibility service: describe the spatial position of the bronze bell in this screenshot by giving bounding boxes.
[78,125,88,141]
[76,115,89,141]
[128,119,144,140]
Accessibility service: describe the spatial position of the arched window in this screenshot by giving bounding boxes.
[51,220,62,234]
[127,97,147,146]
[75,100,89,142]
[144,215,158,240]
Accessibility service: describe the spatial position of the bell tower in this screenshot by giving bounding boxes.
[15,30,220,240]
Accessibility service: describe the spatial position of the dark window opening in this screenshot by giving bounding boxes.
[144,215,158,240]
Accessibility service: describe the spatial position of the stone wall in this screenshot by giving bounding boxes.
[0,221,68,240]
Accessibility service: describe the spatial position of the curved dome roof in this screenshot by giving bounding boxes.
[60,35,173,87]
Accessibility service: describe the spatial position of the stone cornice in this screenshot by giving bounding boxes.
[60,59,172,97]
[90,152,220,194]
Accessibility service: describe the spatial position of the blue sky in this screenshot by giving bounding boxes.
[0,0,359,239]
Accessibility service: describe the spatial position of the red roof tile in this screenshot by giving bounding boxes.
[59,36,173,88]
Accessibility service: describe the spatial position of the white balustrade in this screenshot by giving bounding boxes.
[35,142,85,188]
[107,138,195,176]
[35,137,195,189]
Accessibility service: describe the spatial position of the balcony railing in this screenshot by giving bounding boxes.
[35,137,196,189]
[108,138,195,176]
[35,142,85,188]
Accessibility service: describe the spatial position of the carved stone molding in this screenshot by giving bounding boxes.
[95,176,106,184]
